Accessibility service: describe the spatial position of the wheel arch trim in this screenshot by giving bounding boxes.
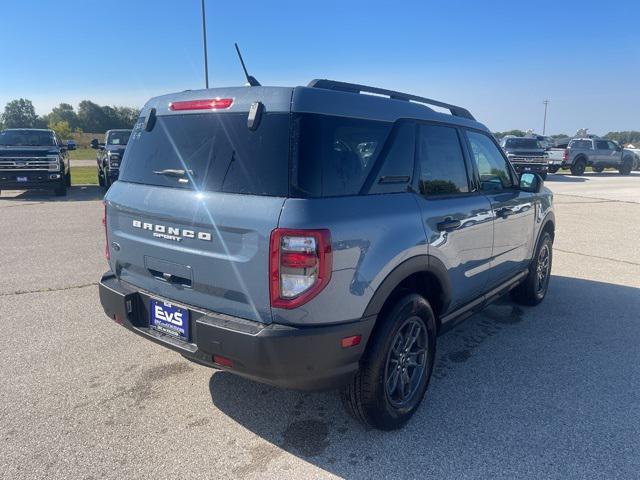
[362,255,452,319]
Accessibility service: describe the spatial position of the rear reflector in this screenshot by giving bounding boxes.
[213,355,234,368]
[169,98,233,111]
[341,335,362,348]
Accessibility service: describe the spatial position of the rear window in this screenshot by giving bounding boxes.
[570,140,592,149]
[292,114,392,197]
[119,113,290,196]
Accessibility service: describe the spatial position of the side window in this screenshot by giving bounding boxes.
[607,141,618,150]
[466,130,514,191]
[595,140,608,150]
[368,122,415,194]
[418,124,469,196]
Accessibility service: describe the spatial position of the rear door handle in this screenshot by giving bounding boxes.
[437,218,462,232]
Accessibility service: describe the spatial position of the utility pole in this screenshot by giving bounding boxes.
[542,99,549,135]
[201,0,209,88]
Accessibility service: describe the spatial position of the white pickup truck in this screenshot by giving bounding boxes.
[625,146,640,170]
[545,138,569,174]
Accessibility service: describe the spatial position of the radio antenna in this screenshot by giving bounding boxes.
[234,43,261,87]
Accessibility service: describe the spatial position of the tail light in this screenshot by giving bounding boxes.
[563,149,569,161]
[102,202,110,260]
[269,228,332,309]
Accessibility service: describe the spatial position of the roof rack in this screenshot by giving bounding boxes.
[307,79,475,121]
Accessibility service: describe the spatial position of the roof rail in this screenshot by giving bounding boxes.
[307,79,475,121]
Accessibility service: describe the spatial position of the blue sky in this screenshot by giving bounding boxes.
[1,0,639,134]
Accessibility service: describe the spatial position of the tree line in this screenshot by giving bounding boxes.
[2,98,639,147]
[0,98,139,140]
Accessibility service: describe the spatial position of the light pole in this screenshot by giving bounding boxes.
[542,99,549,135]
[201,0,209,88]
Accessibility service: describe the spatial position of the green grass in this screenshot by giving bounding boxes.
[71,166,98,185]
[69,147,96,160]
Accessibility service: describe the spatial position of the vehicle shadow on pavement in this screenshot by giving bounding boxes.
[0,185,104,203]
[209,275,640,479]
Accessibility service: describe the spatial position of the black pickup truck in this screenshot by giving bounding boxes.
[500,136,549,179]
[92,129,131,189]
[0,128,73,196]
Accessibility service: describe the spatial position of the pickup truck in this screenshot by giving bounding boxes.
[624,146,640,170]
[500,136,549,179]
[545,139,570,174]
[563,138,637,175]
[91,129,131,189]
[0,128,73,196]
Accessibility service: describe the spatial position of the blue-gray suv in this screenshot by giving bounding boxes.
[99,80,555,430]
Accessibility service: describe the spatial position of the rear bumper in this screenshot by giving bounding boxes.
[0,172,64,189]
[99,272,375,390]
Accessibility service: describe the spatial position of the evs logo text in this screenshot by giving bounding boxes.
[154,304,184,326]
[132,220,212,242]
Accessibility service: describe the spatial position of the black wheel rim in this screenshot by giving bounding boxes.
[384,317,428,408]
[536,244,551,294]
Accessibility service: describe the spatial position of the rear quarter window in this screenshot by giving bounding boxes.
[292,114,392,197]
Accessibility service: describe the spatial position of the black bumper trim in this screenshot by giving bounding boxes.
[99,272,376,390]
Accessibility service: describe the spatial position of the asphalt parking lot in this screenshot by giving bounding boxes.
[1,173,639,479]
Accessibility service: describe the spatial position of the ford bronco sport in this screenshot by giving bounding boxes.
[0,128,73,196]
[99,80,555,430]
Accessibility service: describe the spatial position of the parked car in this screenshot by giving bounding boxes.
[99,80,555,430]
[563,138,636,175]
[500,136,549,179]
[0,128,73,196]
[92,129,131,189]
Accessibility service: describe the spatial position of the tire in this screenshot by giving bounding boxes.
[548,166,559,174]
[65,171,72,187]
[341,293,436,430]
[511,232,553,306]
[54,181,67,197]
[540,172,548,180]
[619,157,633,175]
[570,158,586,176]
[592,165,604,173]
[98,170,105,187]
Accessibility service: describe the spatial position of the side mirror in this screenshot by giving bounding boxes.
[66,140,76,151]
[519,172,543,193]
[90,139,99,149]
